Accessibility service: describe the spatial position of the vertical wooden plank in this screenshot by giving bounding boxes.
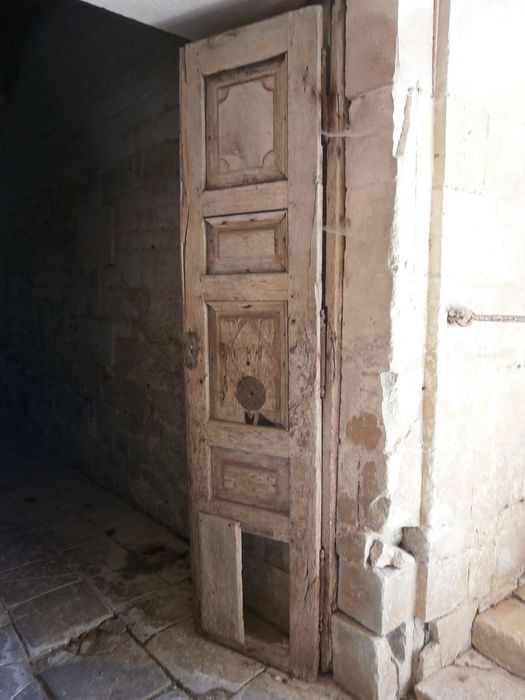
[320,0,346,673]
[199,513,245,644]
[287,5,323,681]
[180,43,209,624]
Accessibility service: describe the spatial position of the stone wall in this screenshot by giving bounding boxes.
[411,0,525,681]
[333,1,434,697]
[0,1,188,536]
[334,1,525,696]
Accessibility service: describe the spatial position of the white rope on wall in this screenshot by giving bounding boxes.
[447,307,525,327]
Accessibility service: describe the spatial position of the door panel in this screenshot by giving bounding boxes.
[205,55,288,189]
[180,6,322,680]
[208,301,288,428]
[199,512,244,644]
[205,210,288,275]
[211,445,290,514]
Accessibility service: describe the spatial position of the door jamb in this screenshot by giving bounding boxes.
[320,0,346,673]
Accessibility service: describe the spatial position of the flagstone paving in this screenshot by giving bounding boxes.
[0,423,351,699]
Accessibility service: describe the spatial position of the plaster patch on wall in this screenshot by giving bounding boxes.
[346,413,382,450]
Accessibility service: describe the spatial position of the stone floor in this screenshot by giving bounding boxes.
[414,649,525,700]
[0,424,350,700]
[415,589,525,700]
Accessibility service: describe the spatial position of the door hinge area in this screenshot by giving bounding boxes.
[319,546,326,633]
[184,330,200,370]
[320,307,327,399]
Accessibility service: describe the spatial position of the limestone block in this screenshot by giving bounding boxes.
[369,541,404,569]
[351,86,394,137]
[346,181,395,258]
[402,527,428,560]
[472,598,525,679]
[346,88,396,190]
[421,451,474,532]
[346,0,398,97]
[455,648,497,671]
[485,112,525,200]
[415,662,525,700]
[468,518,497,599]
[445,0,525,112]
[381,417,422,529]
[443,97,489,193]
[428,601,478,666]
[438,189,504,291]
[338,550,416,636]
[396,1,433,89]
[380,370,421,453]
[414,642,441,685]
[411,618,426,685]
[336,492,358,539]
[416,553,469,622]
[347,128,396,190]
[337,528,376,566]
[387,620,414,696]
[469,448,509,522]
[332,612,398,700]
[359,463,392,533]
[344,270,393,351]
[479,573,519,613]
[495,502,525,579]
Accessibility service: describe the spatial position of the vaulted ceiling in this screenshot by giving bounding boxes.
[81,0,306,39]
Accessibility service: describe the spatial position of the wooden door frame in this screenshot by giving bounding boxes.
[319,0,346,673]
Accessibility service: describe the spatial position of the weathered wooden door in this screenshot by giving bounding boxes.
[180,6,322,680]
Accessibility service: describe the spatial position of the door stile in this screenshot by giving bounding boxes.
[320,0,346,672]
[180,44,209,622]
[287,8,323,681]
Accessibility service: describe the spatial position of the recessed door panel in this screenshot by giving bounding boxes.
[205,55,287,189]
[211,445,290,514]
[208,301,287,428]
[206,210,287,274]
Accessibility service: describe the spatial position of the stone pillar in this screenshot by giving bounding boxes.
[332,1,434,697]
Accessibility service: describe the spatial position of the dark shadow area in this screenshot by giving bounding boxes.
[0,0,189,536]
